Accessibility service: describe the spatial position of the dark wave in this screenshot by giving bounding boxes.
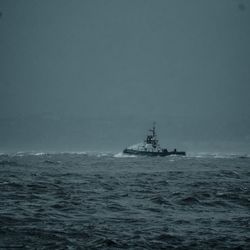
[0,160,20,167]
[0,153,249,249]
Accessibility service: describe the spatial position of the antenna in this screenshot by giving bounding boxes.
[153,121,156,137]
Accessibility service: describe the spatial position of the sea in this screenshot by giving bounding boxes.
[0,152,249,250]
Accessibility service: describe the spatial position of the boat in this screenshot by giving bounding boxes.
[123,123,186,156]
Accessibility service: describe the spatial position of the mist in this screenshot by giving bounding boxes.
[0,0,250,153]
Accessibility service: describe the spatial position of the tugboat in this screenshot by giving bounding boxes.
[123,123,186,156]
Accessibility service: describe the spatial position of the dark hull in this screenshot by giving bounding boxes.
[123,148,186,157]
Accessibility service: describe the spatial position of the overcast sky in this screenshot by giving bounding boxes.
[0,0,250,153]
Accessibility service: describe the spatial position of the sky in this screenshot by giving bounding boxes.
[0,0,250,153]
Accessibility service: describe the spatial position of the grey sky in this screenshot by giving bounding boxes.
[0,0,250,152]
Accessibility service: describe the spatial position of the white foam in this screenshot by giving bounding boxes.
[113,152,137,158]
[13,151,47,156]
[65,151,88,155]
[127,142,144,150]
[186,152,250,159]
[32,152,46,156]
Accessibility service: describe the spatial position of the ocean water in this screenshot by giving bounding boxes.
[0,152,249,249]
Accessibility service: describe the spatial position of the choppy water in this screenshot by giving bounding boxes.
[0,152,249,249]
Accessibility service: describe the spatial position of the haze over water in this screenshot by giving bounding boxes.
[0,0,250,249]
[0,0,250,153]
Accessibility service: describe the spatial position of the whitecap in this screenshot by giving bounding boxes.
[113,152,137,158]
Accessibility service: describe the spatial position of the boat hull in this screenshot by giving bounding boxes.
[123,148,186,157]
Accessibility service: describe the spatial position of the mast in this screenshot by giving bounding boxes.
[152,121,156,137]
[145,122,159,149]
